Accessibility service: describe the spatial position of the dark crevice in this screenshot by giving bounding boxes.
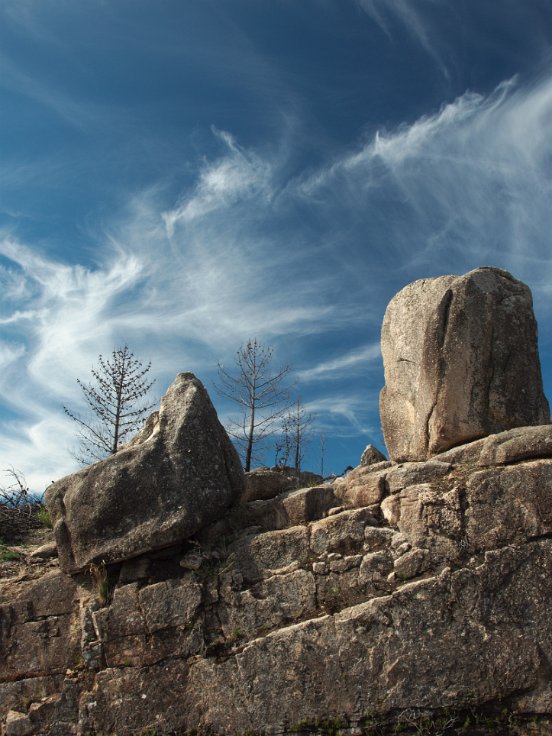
[440,288,453,347]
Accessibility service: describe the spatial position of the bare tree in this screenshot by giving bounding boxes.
[215,338,291,472]
[0,467,45,543]
[64,345,155,464]
[275,398,313,471]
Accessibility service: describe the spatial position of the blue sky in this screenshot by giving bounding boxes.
[2,1,552,491]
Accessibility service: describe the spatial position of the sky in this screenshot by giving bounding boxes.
[2,0,552,492]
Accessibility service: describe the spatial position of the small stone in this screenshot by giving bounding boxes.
[29,541,58,560]
[381,495,400,527]
[179,551,204,571]
[360,444,387,466]
[358,551,393,584]
[5,711,33,736]
[393,548,429,580]
[329,555,362,573]
[394,542,412,558]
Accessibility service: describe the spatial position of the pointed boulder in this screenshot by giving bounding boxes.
[46,373,244,572]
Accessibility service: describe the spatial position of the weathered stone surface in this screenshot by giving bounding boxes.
[182,542,552,735]
[435,423,552,467]
[0,571,79,685]
[45,373,244,572]
[218,568,317,641]
[386,460,451,494]
[386,460,552,568]
[360,443,387,466]
[79,660,190,736]
[231,526,310,584]
[279,484,336,525]
[5,425,552,735]
[242,466,323,502]
[336,465,389,508]
[242,467,295,501]
[196,483,337,548]
[0,676,65,723]
[380,267,549,461]
[309,508,377,556]
[92,576,204,668]
[4,711,32,736]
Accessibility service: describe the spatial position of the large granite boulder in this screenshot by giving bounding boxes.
[45,373,244,572]
[380,267,550,461]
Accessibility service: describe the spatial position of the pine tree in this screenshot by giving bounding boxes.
[64,345,155,464]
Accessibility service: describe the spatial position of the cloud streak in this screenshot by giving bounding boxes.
[163,129,272,234]
[297,343,381,382]
[299,73,552,296]
[358,0,449,77]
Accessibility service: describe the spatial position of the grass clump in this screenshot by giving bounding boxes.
[88,561,110,604]
[0,544,22,562]
[35,506,53,529]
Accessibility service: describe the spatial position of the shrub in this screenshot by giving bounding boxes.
[0,468,44,543]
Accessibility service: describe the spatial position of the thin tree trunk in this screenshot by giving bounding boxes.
[245,403,255,472]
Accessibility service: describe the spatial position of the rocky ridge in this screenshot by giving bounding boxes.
[2,267,552,735]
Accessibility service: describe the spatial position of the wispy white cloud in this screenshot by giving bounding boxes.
[299,73,552,297]
[304,395,378,438]
[297,343,381,382]
[163,129,272,235]
[0,342,25,372]
[0,134,338,488]
[358,0,448,77]
[0,264,32,301]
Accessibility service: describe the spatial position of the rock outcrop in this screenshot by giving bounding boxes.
[3,270,552,735]
[3,427,552,735]
[45,373,244,573]
[380,267,549,461]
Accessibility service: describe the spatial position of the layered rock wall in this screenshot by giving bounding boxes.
[3,427,552,734]
[3,269,552,735]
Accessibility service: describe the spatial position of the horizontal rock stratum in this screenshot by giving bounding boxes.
[380,267,550,462]
[3,425,552,734]
[45,372,244,572]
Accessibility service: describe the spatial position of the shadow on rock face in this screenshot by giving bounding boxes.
[45,373,244,572]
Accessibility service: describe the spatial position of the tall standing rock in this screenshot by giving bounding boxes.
[380,267,550,462]
[46,373,244,572]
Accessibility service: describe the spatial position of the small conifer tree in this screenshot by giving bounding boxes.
[64,345,154,464]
